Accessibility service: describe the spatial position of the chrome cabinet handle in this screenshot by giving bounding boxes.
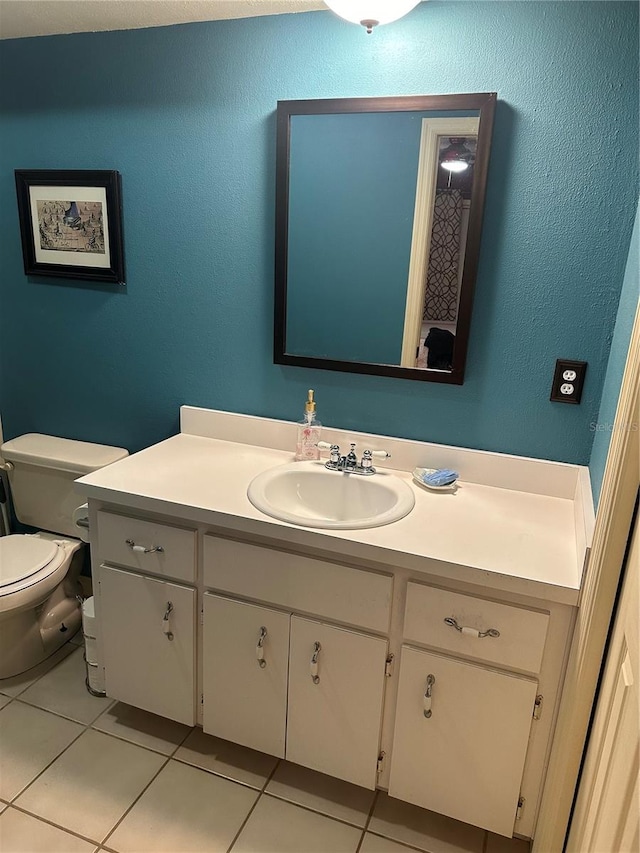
[311,641,321,684]
[162,602,174,640]
[444,616,500,639]
[423,674,435,718]
[256,626,268,668]
[126,538,164,554]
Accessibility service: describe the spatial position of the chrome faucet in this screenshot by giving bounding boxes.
[317,442,390,475]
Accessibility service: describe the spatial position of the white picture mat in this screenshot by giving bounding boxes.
[29,185,112,268]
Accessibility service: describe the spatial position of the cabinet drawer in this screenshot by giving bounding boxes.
[404,583,549,673]
[203,536,392,633]
[97,511,196,583]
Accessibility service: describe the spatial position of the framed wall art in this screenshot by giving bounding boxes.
[14,169,125,284]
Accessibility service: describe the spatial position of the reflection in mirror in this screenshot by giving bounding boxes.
[274,94,496,384]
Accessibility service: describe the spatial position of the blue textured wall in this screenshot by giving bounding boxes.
[589,202,639,504]
[0,2,638,462]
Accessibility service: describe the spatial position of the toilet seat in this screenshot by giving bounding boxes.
[0,535,64,593]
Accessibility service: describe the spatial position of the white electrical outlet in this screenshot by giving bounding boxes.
[551,360,587,404]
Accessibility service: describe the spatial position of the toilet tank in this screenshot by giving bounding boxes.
[1,434,128,537]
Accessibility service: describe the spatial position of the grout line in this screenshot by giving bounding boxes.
[88,722,193,758]
[355,788,379,853]
[364,829,445,853]
[5,803,103,847]
[99,753,172,848]
[12,694,113,729]
[259,757,281,793]
[8,715,90,805]
[255,788,381,835]
[259,786,377,832]
[363,787,379,832]
[225,755,282,852]
[168,720,197,757]
[169,752,281,793]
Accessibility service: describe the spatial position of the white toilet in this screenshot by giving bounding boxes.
[0,433,128,679]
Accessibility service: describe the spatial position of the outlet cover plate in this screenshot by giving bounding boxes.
[551,359,587,404]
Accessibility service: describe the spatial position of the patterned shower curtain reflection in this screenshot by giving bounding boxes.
[423,189,463,323]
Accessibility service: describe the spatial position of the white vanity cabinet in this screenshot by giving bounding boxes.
[87,503,575,841]
[202,537,391,789]
[95,511,198,726]
[389,647,538,837]
[203,594,290,757]
[388,582,552,836]
[203,597,388,788]
[286,616,388,789]
[99,566,196,725]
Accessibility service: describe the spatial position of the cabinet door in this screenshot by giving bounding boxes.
[287,616,388,789]
[388,646,538,837]
[99,566,196,725]
[203,594,290,757]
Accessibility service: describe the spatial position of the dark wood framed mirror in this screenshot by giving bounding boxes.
[274,93,496,384]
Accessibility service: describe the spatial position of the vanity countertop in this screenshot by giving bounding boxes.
[76,412,592,606]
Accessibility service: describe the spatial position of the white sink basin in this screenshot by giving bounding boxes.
[247,461,415,529]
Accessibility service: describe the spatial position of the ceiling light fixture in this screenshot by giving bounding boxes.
[440,139,473,173]
[324,1,422,34]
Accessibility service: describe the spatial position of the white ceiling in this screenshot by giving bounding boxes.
[0,0,327,40]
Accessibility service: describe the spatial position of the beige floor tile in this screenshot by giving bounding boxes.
[92,702,192,755]
[486,833,531,852]
[19,646,112,724]
[231,795,362,853]
[14,729,165,843]
[0,801,7,814]
[107,759,258,853]
[265,760,374,827]
[174,727,278,789]
[369,794,485,853]
[0,643,76,698]
[0,807,98,852]
[0,701,84,801]
[0,694,11,710]
[361,833,424,852]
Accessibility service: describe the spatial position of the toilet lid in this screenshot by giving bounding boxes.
[0,535,58,587]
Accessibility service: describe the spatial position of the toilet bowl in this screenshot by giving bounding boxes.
[0,533,83,678]
[0,433,128,679]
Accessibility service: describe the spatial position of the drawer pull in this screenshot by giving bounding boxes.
[126,538,164,555]
[423,674,435,718]
[256,626,268,668]
[311,641,322,684]
[444,616,500,639]
[162,601,174,640]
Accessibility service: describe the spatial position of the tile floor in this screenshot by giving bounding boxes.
[0,637,532,853]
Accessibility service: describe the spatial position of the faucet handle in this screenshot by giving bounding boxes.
[368,449,391,459]
[317,441,341,466]
[361,450,373,470]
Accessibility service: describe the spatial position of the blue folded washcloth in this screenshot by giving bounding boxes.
[421,468,458,487]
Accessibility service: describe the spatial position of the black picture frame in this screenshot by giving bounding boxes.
[14,169,125,284]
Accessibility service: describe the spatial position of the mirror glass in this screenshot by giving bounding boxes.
[274,94,496,384]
